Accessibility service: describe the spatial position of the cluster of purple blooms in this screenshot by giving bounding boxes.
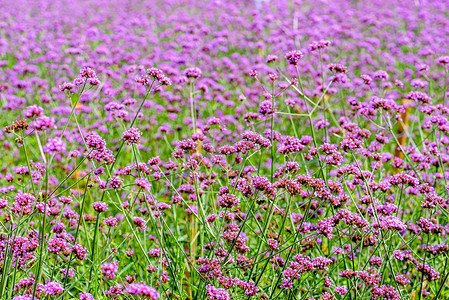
[124,283,160,299]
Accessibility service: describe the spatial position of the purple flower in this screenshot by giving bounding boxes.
[258,100,276,116]
[108,177,123,189]
[437,56,449,65]
[206,284,230,300]
[124,283,159,299]
[135,177,151,191]
[335,285,347,295]
[105,216,118,227]
[147,67,164,80]
[373,70,389,81]
[184,67,202,79]
[80,67,96,78]
[79,292,95,300]
[85,132,106,150]
[30,116,55,131]
[92,201,108,213]
[308,40,331,51]
[133,217,147,231]
[121,127,142,145]
[285,50,304,65]
[12,296,34,300]
[101,262,119,280]
[43,138,66,154]
[407,91,432,104]
[266,54,278,63]
[361,74,372,85]
[23,104,44,118]
[44,281,64,296]
[59,82,76,93]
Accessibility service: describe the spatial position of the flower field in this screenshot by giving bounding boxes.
[1,0,449,299]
